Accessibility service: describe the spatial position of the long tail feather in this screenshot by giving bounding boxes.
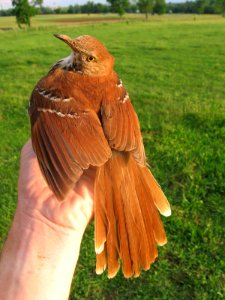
[143,168,171,217]
[94,151,171,278]
[96,248,107,275]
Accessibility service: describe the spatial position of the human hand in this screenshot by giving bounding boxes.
[0,140,95,299]
[18,139,95,233]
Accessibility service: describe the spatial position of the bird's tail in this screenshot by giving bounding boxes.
[94,151,171,278]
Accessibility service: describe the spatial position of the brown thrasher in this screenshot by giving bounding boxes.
[28,34,171,278]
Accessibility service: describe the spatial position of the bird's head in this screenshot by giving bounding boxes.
[54,34,114,76]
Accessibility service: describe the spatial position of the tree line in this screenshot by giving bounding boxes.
[167,0,225,14]
[0,0,224,27]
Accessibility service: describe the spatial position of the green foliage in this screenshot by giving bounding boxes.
[12,0,37,28]
[196,0,207,14]
[81,1,95,14]
[31,0,43,6]
[0,0,223,16]
[167,0,217,14]
[215,0,225,15]
[138,0,155,18]
[107,0,130,16]
[153,0,166,14]
[81,1,111,14]
[0,16,225,299]
[0,9,14,16]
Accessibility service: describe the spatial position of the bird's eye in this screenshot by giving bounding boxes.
[87,56,95,62]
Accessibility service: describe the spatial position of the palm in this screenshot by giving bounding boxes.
[18,140,95,231]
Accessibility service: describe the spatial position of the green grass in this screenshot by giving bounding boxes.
[0,13,225,29]
[0,15,225,299]
[0,13,146,29]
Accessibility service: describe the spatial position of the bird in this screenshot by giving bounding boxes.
[28,34,171,279]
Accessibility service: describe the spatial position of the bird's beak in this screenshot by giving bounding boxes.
[54,34,74,49]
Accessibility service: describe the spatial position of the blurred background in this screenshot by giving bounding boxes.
[0,0,224,299]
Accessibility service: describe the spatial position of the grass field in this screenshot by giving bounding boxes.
[0,14,225,299]
[1,13,225,29]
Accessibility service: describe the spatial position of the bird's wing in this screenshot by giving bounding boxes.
[101,78,146,165]
[29,87,111,200]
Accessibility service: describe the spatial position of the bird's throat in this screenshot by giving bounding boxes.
[50,53,82,73]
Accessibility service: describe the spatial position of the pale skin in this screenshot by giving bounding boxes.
[0,139,95,300]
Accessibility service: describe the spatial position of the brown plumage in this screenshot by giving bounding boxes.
[28,34,171,278]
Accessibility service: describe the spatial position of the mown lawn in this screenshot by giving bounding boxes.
[0,15,224,299]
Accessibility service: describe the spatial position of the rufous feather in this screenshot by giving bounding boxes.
[29,34,171,278]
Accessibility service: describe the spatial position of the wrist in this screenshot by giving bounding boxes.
[15,202,85,239]
[0,206,84,300]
